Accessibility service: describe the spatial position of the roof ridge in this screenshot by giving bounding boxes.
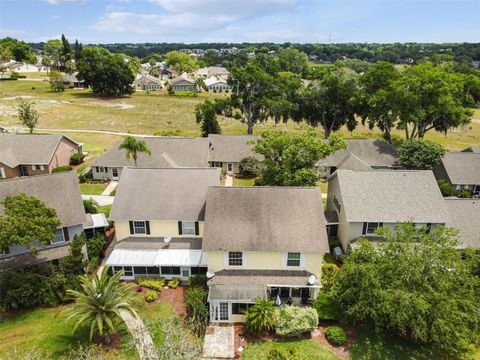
[0,171,73,183]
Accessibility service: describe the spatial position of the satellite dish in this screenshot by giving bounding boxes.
[308,275,317,285]
[206,271,215,279]
[164,237,172,243]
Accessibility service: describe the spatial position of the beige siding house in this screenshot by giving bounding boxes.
[169,72,196,92]
[91,137,210,180]
[203,187,329,323]
[325,170,450,251]
[0,133,81,180]
[0,172,86,270]
[133,74,162,91]
[105,167,220,280]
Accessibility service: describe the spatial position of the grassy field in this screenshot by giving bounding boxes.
[1,80,478,153]
[79,182,108,195]
[0,301,175,359]
[242,339,340,360]
[233,176,256,186]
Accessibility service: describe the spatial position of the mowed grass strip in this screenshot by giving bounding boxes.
[79,182,108,195]
[242,339,341,360]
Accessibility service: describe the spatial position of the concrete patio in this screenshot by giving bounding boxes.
[202,324,235,359]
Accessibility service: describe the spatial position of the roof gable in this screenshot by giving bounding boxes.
[440,152,480,185]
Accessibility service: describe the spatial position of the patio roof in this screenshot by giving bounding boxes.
[207,269,320,287]
[105,248,207,267]
[208,285,265,302]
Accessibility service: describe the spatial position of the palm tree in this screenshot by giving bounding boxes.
[118,136,152,167]
[66,267,140,345]
[244,298,277,335]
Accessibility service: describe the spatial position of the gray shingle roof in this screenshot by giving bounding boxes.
[445,198,480,248]
[91,137,210,168]
[439,152,480,185]
[207,134,261,163]
[0,133,78,165]
[116,237,202,250]
[203,187,329,253]
[0,172,86,227]
[333,170,449,223]
[0,243,69,271]
[317,139,399,168]
[110,167,220,221]
[208,269,319,286]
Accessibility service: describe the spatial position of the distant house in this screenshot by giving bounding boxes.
[444,198,480,248]
[0,133,82,180]
[63,74,86,88]
[204,186,329,323]
[91,137,210,180]
[105,167,220,280]
[197,66,230,79]
[207,134,261,175]
[133,74,162,91]
[316,139,400,177]
[433,152,480,197]
[2,61,39,73]
[169,72,196,92]
[0,172,86,270]
[204,76,231,93]
[325,170,449,251]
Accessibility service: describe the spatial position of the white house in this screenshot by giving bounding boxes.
[204,76,231,93]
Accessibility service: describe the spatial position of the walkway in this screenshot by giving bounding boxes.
[81,194,114,206]
[224,175,233,187]
[101,181,118,196]
[119,309,159,360]
[203,324,235,359]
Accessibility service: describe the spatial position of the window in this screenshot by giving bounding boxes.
[228,252,243,266]
[214,162,223,167]
[364,222,382,235]
[33,165,44,171]
[191,266,208,275]
[474,185,480,196]
[96,166,106,173]
[287,252,301,267]
[0,167,5,179]
[133,221,147,234]
[161,266,181,275]
[181,221,196,235]
[232,303,250,315]
[51,228,65,244]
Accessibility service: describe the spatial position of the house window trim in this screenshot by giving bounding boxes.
[285,252,303,267]
[133,221,147,235]
[181,221,196,236]
[0,167,5,178]
[33,164,45,171]
[51,228,66,245]
[226,251,245,267]
[363,222,383,235]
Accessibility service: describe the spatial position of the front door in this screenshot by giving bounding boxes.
[211,302,230,322]
[20,165,29,177]
[112,168,119,180]
[226,163,233,175]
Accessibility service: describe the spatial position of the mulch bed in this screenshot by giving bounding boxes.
[157,286,187,318]
[232,322,356,359]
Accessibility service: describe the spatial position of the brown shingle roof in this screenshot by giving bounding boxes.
[91,137,210,168]
[333,170,449,223]
[203,187,329,253]
[445,198,480,248]
[110,167,220,221]
[0,172,86,227]
[439,152,480,185]
[0,133,78,165]
[207,134,261,163]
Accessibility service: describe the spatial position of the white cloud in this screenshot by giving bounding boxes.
[51,15,61,20]
[47,0,87,4]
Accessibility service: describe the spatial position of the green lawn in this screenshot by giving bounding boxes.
[233,176,256,186]
[242,339,340,360]
[317,180,328,194]
[0,300,176,359]
[79,182,108,195]
[98,204,112,218]
[2,80,478,153]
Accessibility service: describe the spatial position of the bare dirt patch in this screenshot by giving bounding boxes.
[86,101,135,110]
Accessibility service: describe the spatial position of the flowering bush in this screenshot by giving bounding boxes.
[168,277,181,289]
[275,306,318,337]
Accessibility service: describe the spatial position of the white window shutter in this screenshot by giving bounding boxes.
[300,253,306,267]
[224,252,228,267]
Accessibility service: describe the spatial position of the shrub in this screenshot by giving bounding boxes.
[52,165,72,173]
[156,319,202,358]
[136,278,165,291]
[455,189,472,198]
[313,292,339,320]
[275,306,318,337]
[83,198,98,214]
[78,174,87,183]
[437,179,453,197]
[188,275,208,288]
[328,237,341,252]
[86,234,106,259]
[184,287,208,337]
[168,277,181,288]
[145,290,157,302]
[70,152,86,165]
[245,298,277,335]
[239,156,261,178]
[325,326,347,346]
[321,263,339,291]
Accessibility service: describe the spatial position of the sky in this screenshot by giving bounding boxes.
[0,0,479,44]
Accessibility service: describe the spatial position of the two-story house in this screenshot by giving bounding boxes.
[325,170,450,251]
[203,186,329,323]
[0,172,86,270]
[105,167,220,280]
[91,137,210,180]
[0,133,82,180]
[433,152,480,197]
